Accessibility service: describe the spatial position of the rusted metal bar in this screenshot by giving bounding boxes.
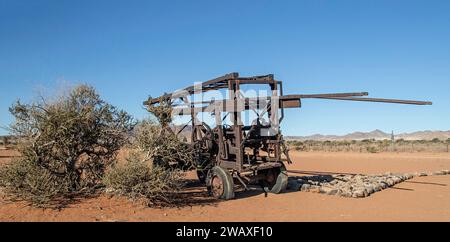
[168,92,369,107]
[293,92,369,99]
[143,73,238,105]
[314,97,432,105]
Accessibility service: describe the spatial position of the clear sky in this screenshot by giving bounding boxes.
[0,0,449,136]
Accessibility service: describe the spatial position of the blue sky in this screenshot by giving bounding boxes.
[0,0,449,136]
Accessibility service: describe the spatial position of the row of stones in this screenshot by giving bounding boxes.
[287,169,450,198]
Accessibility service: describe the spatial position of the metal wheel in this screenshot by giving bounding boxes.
[207,166,235,200]
[211,176,224,197]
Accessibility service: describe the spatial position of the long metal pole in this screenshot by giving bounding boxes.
[314,97,432,105]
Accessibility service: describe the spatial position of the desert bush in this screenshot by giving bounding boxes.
[366,146,378,153]
[0,84,134,207]
[432,138,441,143]
[100,94,192,207]
[293,141,305,151]
[0,158,73,206]
[103,154,184,206]
[140,96,195,169]
[145,96,173,127]
[133,119,195,169]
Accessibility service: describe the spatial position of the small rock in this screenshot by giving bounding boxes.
[319,187,329,194]
[309,185,321,193]
[341,191,352,198]
[352,190,367,198]
[392,177,402,184]
[386,179,395,186]
[319,186,338,195]
[343,175,353,181]
[432,171,445,176]
[300,184,311,191]
[327,189,338,195]
[419,172,427,177]
[373,184,382,192]
[365,186,375,194]
[329,180,338,185]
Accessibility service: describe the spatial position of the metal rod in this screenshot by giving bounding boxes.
[170,92,370,106]
[293,92,369,99]
[314,97,432,105]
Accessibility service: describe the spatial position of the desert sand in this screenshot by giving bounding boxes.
[1,150,450,222]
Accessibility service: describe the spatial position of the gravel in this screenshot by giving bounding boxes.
[287,169,450,198]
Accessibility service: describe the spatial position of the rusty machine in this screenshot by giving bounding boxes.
[144,73,431,200]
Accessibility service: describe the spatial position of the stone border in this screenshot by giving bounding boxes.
[287,169,450,198]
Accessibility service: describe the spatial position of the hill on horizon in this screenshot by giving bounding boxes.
[286,130,450,141]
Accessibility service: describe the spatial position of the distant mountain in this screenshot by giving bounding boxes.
[286,130,450,141]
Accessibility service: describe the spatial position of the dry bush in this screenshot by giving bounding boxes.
[145,96,173,127]
[103,153,185,206]
[141,96,195,169]
[0,85,134,207]
[0,158,73,206]
[133,119,195,169]
[101,96,193,207]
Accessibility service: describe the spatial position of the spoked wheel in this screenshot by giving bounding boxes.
[211,175,224,198]
[259,163,288,194]
[207,166,235,200]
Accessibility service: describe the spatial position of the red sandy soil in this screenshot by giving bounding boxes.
[1,150,450,222]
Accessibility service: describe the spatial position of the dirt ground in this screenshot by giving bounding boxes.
[1,150,450,222]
